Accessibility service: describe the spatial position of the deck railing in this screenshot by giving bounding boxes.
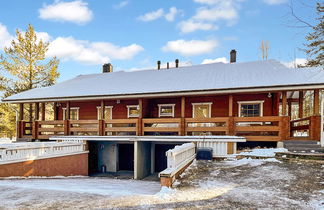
[290,116,320,140]
[165,143,196,172]
[18,115,320,141]
[0,142,86,164]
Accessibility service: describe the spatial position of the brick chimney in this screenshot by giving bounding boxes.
[230,50,237,63]
[103,63,113,73]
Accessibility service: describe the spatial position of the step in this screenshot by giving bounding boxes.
[284,144,322,149]
[276,152,324,161]
[284,140,319,145]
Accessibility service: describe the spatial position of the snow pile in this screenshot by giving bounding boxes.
[239,148,288,157]
[225,157,281,167]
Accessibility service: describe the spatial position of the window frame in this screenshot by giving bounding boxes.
[127,105,140,118]
[158,104,176,117]
[96,106,113,120]
[192,102,212,118]
[62,107,80,120]
[237,100,264,117]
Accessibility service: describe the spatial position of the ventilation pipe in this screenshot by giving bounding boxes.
[103,63,113,73]
[175,59,179,68]
[157,60,161,70]
[230,50,237,63]
[167,62,169,69]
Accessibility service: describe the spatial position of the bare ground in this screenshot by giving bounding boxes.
[0,158,323,210]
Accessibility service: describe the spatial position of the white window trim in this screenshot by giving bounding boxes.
[127,105,140,118]
[192,102,212,118]
[237,100,264,117]
[62,107,80,120]
[96,106,113,120]
[158,104,175,117]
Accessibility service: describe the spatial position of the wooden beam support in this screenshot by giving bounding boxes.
[138,99,143,136]
[35,103,40,121]
[66,101,70,120]
[313,89,320,116]
[282,92,287,116]
[41,103,46,121]
[181,97,185,136]
[101,100,105,120]
[299,91,304,118]
[19,103,24,121]
[288,100,292,117]
[53,103,59,120]
[228,94,233,117]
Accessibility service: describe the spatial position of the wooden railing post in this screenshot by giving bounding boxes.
[32,121,38,140]
[310,116,321,140]
[180,97,185,135]
[279,116,290,140]
[314,89,320,116]
[64,120,69,135]
[299,91,304,118]
[138,99,143,136]
[228,117,235,135]
[99,120,104,136]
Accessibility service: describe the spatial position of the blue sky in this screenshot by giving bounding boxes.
[0,0,319,81]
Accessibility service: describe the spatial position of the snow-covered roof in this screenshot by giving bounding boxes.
[3,60,324,103]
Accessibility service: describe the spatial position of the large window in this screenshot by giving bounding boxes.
[62,107,79,120]
[127,105,140,118]
[192,103,212,118]
[158,104,175,117]
[238,101,264,117]
[97,106,113,120]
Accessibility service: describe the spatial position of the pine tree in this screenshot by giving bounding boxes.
[0,24,60,138]
[305,3,324,67]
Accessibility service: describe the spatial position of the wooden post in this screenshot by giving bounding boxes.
[41,103,46,121]
[282,91,287,116]
[299,91,304,118]
[313,89,320,116]
[35,103,39,121]
[99,100,105,136]
[180,97,185,136]
[228,94,233,117]
[138,99,143,136]
[288,100,292,117]
[17,103,24,138]
[280,116,290,140]
[309,116,321,140]
[32,121,38,140]
[66,101,70,120]
[53,102,59,120]
[29,104,33,122]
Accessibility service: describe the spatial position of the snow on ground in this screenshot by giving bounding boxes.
[238,147,288,157]
[0,156,323,209]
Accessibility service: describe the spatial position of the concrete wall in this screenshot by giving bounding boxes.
[134,141,151,179]
[0,153,88,177]
[97,142,118,172]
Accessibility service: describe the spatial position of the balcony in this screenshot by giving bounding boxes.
[17,115,304,142]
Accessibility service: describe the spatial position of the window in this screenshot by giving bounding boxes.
[158,104,175,117]
[192,103,212,118]
[238,101,264,117]
[127,105,140,118]
[62,107,79,120]
[97,106,113,120]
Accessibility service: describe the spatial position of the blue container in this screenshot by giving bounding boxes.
[196,148,213,160]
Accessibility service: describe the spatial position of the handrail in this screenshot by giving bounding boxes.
[290,117,311,123]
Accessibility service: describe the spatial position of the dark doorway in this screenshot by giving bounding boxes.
[118,144,134,171]
[88,142,99,175]
[155,144,177,172]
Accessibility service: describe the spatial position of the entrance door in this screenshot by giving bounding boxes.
[192,103,212,135]
[118,144,134,171]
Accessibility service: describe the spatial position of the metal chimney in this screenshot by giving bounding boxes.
[230,50,237,63]
[157,60,161,70]
[175,59,179,68]
[103,63,113,73]
[167,62,169,69]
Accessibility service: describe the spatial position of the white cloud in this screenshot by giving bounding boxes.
[283,58,307,68]
[165,7,179,22]
[39,0,93,24]
[113,1,129,9]
[162,39,218,56]
[0,23,14,49]
[47,36,144,65]
[263,0,287,5]
[178,19,217,33]
[137,9,164,22]
[193,3,238,23]
[202,57,228,64]
[35,32,51,43]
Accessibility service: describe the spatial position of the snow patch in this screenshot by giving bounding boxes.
[225,158,281,167]
[239,148,288,157]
